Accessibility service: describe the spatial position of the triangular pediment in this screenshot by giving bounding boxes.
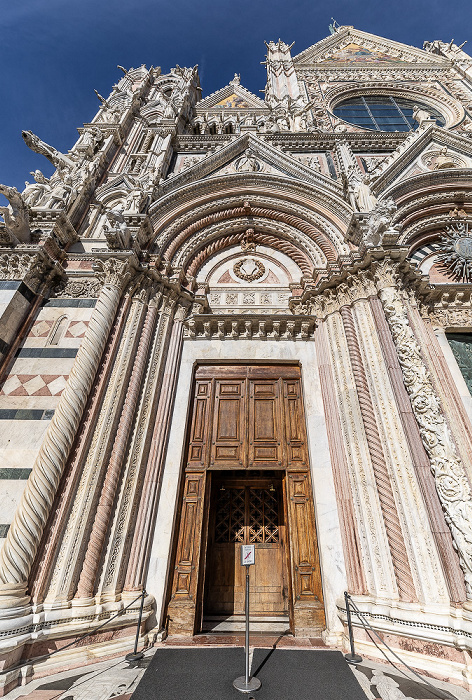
[95,174,139,203]
[370,125,472,193]
[293,27,448,67]
[196,80,267,112]
[159,134,342,197]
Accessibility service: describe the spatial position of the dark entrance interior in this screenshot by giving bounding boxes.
[204,471,289,620]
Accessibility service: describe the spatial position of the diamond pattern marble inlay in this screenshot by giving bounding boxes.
[0,374,69,396]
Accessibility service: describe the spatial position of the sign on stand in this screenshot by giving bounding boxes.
[241,544,255,566]
[233,544,261,694]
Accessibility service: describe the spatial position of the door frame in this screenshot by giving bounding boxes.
[165,362,326,637]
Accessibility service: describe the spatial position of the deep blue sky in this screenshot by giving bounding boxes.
[1,0,471,191]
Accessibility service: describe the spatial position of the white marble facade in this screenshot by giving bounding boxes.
[1,24,472,695]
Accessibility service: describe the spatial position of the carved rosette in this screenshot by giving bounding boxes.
[0,257,135,590]
[377,276,472,596]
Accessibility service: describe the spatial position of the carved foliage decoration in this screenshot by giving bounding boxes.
[233,258,265,282]
[435,222,472,283]
[378,281,472,597]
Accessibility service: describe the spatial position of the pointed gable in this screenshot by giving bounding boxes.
[214,93,252,109]
[293,26,448,67]
[319,42,407,64]
[196,77,267,112]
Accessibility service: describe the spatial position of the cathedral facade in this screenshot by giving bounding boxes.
[1,25,472,693]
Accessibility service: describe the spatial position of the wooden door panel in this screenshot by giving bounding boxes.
[283,380,308,470]
[249,380,283,469]
[187,380,212,470]
[211,380,246,468]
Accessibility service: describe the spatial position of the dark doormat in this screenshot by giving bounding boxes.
[130,647,369,700]
[251,648,368,700]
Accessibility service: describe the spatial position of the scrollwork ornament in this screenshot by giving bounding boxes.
[92,257,135,290]
[379,284,472,596]
[53,277,101,299]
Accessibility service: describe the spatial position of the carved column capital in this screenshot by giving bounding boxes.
[92,256,137,290]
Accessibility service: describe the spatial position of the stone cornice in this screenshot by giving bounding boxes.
[184,314,315,340]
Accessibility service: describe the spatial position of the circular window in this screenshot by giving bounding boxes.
[333,96,445,132]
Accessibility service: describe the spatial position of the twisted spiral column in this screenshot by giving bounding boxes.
[341,305,417,602]
[0,258,134,592]
[75,299,158,599]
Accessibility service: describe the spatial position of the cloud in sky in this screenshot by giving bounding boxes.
[1,0,470,189]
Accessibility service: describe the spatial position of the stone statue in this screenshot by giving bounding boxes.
[412,105,432,126]
[353,173,378,212]
[22,170,50,207]
[289,99,314,132]
[0,184,31,243]
[370,670,415,700]
[94,89,128,123]
[103,207,131,249]
[22,130,75,173]
[124,186,145,213]
[363,198,399,247]
[45,173,76,209]
[74,127,103,157]
[434,147,457,169]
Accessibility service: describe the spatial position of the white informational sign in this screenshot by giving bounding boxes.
[241,544,255,566]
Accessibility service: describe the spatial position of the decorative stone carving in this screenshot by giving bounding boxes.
[0,258,135,590]
[184,315,315,340]
[233,258,265,282]
[22,130,76,174]
[53,277,101,299]
[103,208,132,249]
[361,198,399,248]
[0,184,31,243]
[435,221,472,282]
[377,275,472,597]
[412,104,432,126]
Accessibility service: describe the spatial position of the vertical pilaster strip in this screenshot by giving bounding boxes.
[75,298,158,600]
[340,305,417,602]
[370,296,466,602]
[124,304,185,591]
[314,322,367,594]
[0,258,134,594]
[409,306,472,484]
[29,295,131,602]
[377,270,472,598]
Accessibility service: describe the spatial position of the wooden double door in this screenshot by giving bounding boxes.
[167,365,325,636]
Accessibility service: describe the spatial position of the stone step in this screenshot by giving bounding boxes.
[201,614,290,633]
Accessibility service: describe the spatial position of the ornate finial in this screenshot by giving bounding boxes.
[230,73,241,85]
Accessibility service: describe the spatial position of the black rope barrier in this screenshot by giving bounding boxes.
[0,589,147,677]
[343,591,458,700]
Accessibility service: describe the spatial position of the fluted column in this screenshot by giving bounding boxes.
[0,258,135,603]
[376,262,472,598]
[315,321,367,595]
[370,296,466,602]
[124,303,186,591]
[340,305,417,602]
[75,293,159,600]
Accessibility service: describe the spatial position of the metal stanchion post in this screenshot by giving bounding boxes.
[344,591,362,665]
[234,547,261,693]
[126,589,146,662]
